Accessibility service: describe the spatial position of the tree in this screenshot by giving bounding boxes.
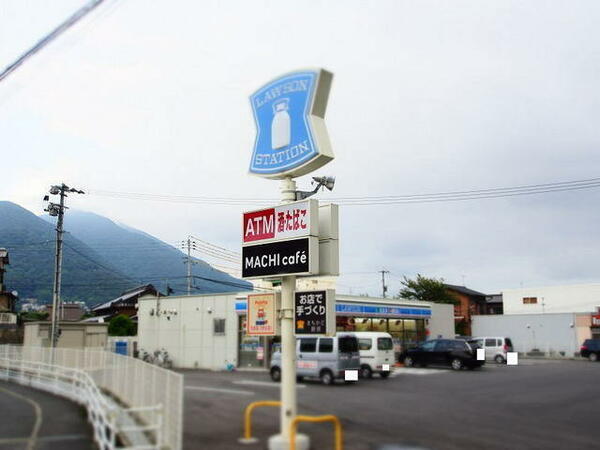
[107,314,136,336]
[397,274,459,305]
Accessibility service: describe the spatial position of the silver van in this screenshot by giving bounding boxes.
[270,333,360,385]
[468,336,514,363]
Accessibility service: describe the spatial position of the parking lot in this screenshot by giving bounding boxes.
[182,359,600,450]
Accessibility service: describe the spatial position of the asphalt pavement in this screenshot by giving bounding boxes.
[181,359,600,450]
[0,381,94,450]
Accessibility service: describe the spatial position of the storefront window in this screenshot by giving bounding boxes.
[354,317,371,332]
[372,318,388,332]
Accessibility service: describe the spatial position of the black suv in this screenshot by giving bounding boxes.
[402,339,484,370]
[580,339,600,361]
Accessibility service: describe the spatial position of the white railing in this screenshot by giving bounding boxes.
[0,345,182,450]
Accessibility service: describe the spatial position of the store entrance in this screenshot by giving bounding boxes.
[237,315,276,369]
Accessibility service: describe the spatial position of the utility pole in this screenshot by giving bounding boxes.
[43,183,84,348]
[380,269,390,298]
[186,237,192,295]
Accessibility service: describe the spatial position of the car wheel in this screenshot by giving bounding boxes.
[404,356,414,367]
[451,358,463,371]
[270,367,281,382]
[296,375,304,382]
[380,371,390,379]
[360,365,372,379]
[320,370,334,385]
[590,352,598,362]
[494,355,505,364]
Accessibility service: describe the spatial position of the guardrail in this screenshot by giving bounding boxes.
[290,415,343,450]
[239,400,281,444]
[0,345,182,450]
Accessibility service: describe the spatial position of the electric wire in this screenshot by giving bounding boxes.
[84,176,600,207]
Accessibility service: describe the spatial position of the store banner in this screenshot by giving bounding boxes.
[247,293,281,336]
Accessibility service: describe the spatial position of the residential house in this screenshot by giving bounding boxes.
[445,284,487,336]
[91,284,160,322]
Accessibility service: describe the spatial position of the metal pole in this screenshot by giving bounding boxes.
[380,270,389,298]
[279,177,297,440]
[187,237,192,296]
[50,185,66,348]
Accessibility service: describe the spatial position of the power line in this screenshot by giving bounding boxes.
[0,0,108,83]
[84,175,600,207]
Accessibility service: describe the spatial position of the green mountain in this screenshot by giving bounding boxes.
[0,201,130,305]
[60,210,250,295]
[0,201,250,307]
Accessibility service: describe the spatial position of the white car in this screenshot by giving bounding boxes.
[354,332,394,378]
[468,336,514,364]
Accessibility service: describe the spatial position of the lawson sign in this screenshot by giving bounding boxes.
[249,69,335,179]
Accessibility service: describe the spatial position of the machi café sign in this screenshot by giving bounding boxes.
[249,69,334,179]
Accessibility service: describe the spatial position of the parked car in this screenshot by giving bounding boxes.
[580,339,600,361]
[402,339,484,370]
[354,332,394,379]
[270,333,360,385]
[468,337,514,364]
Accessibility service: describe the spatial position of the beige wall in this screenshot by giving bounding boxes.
[23,322,108,348]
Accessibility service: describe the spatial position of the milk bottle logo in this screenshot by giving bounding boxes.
[271,98,291,149]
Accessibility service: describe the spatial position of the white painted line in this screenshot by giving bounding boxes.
[344,370,358,381]
[0,386,42,450]
[507,352,519,365]
[233,380,306,388]
[185,386,255,396]
[391,368,449,375]
[476,348,485,361]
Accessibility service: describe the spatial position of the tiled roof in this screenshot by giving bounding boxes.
[445,284,487,297]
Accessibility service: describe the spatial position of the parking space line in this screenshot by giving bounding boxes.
[390,368,449,376]
[185,386,255,396]
[232,380,306,388]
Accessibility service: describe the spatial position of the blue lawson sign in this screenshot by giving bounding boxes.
[249,69,334,179]
[236,300,431,318]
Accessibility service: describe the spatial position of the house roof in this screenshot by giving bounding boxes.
[92,284,158,311]
[445,284,487,298]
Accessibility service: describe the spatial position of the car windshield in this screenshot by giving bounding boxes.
[339,336,358,353]
[377,337,393,350]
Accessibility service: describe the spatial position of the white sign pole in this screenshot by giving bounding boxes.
[275,176,305,448]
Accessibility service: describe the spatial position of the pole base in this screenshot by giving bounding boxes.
[238,437,259,444]
[268,433,310,450]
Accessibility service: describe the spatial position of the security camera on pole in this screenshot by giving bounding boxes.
[243,68,337,450]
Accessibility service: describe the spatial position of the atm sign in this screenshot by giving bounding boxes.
[243,199,317,244]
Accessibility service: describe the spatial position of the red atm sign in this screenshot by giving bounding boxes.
[243,199,317,244]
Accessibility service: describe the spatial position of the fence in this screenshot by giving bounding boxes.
[0,345,183,450]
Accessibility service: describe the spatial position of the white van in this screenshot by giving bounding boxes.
[468,336,514,364]
[354,332,394,378]
[270,333,361,385]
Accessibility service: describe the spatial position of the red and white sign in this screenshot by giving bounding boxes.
[243,199,318,244]
[592,315,600,327]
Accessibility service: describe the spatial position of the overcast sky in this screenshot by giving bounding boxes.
[2,0,600,296]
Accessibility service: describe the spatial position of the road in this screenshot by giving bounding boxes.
[181,359,600,449]
[0,381,94,450]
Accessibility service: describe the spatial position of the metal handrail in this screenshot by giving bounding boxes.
[239,400,281,443]
[290,414,343,450]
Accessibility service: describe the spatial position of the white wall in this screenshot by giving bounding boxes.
[138,294,239,370]
[428,303,455,339]
[502,283,600,315]
[472,313,581,356]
